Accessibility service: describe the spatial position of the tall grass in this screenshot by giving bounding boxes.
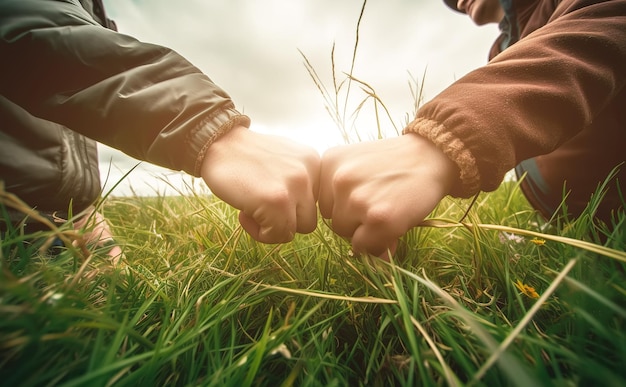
[2,179,624,386]
[1,1,625,385]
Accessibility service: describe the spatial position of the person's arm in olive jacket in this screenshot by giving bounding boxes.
[0,0,244,175]
[0,0,319,243]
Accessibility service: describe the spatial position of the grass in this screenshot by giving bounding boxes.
[1,181,625,386]
[2,1,626,385]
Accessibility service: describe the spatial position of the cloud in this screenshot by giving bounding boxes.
[103,0,498,128]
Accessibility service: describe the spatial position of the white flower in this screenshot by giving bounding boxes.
[498,232,524,244]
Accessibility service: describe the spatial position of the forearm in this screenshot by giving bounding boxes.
[0,0,247,175]
[409,0,626,197]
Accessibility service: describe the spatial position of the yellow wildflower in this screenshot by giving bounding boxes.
[515,280,540,299]
[530,238,546,246]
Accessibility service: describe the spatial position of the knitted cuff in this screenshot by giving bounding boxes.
[403,117,481,198]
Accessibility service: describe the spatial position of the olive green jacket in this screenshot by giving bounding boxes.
[0,0,249,213]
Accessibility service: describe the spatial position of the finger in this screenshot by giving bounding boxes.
[378,239,398,262]
[351,221,400,259]
[318,152,336,219]
[293,163,319,234]
[328,184,368,238]
[238,211,261,240]
[258,223,294,243]
[239,207,296,244]
[307,150,321,203]
[328,203,361,238]
[107,245,124,264]
[295,189,318,234]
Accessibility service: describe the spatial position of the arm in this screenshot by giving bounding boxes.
[319,0,626,258]
[409,0,626,197]
[0,0,243,176]
[0,0,320,242]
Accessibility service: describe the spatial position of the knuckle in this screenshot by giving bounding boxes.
[362,204,395,227]
[321,146,340,160]
[263,187,291,207]
[332,167,354,191]
[303,147,321,164]
[288,168,310,189]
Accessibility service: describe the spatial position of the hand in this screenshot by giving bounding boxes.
[319,133,458,259]
[201,126,320,243]
[72,206,124,265]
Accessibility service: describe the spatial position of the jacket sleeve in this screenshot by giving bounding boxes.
[404,0,626,197]
[0,0,250,177]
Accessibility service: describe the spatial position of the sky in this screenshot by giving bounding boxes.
[99,0,501,196]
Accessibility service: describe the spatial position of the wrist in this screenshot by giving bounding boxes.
[208,124,249,150]
[403,132,459,195]
[201,125,249,180]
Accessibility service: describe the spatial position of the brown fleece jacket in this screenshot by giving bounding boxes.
[405,0,626,204]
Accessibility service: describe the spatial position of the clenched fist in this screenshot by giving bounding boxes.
[201,125,320,243]
[319,133,458,259]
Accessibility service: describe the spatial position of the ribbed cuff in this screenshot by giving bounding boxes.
[403,117,480,198]
[189,109,251,176]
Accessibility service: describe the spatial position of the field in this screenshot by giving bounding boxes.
[1,178,625,386]
[2,2,625,384]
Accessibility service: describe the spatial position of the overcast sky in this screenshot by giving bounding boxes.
[98,0,500,196]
